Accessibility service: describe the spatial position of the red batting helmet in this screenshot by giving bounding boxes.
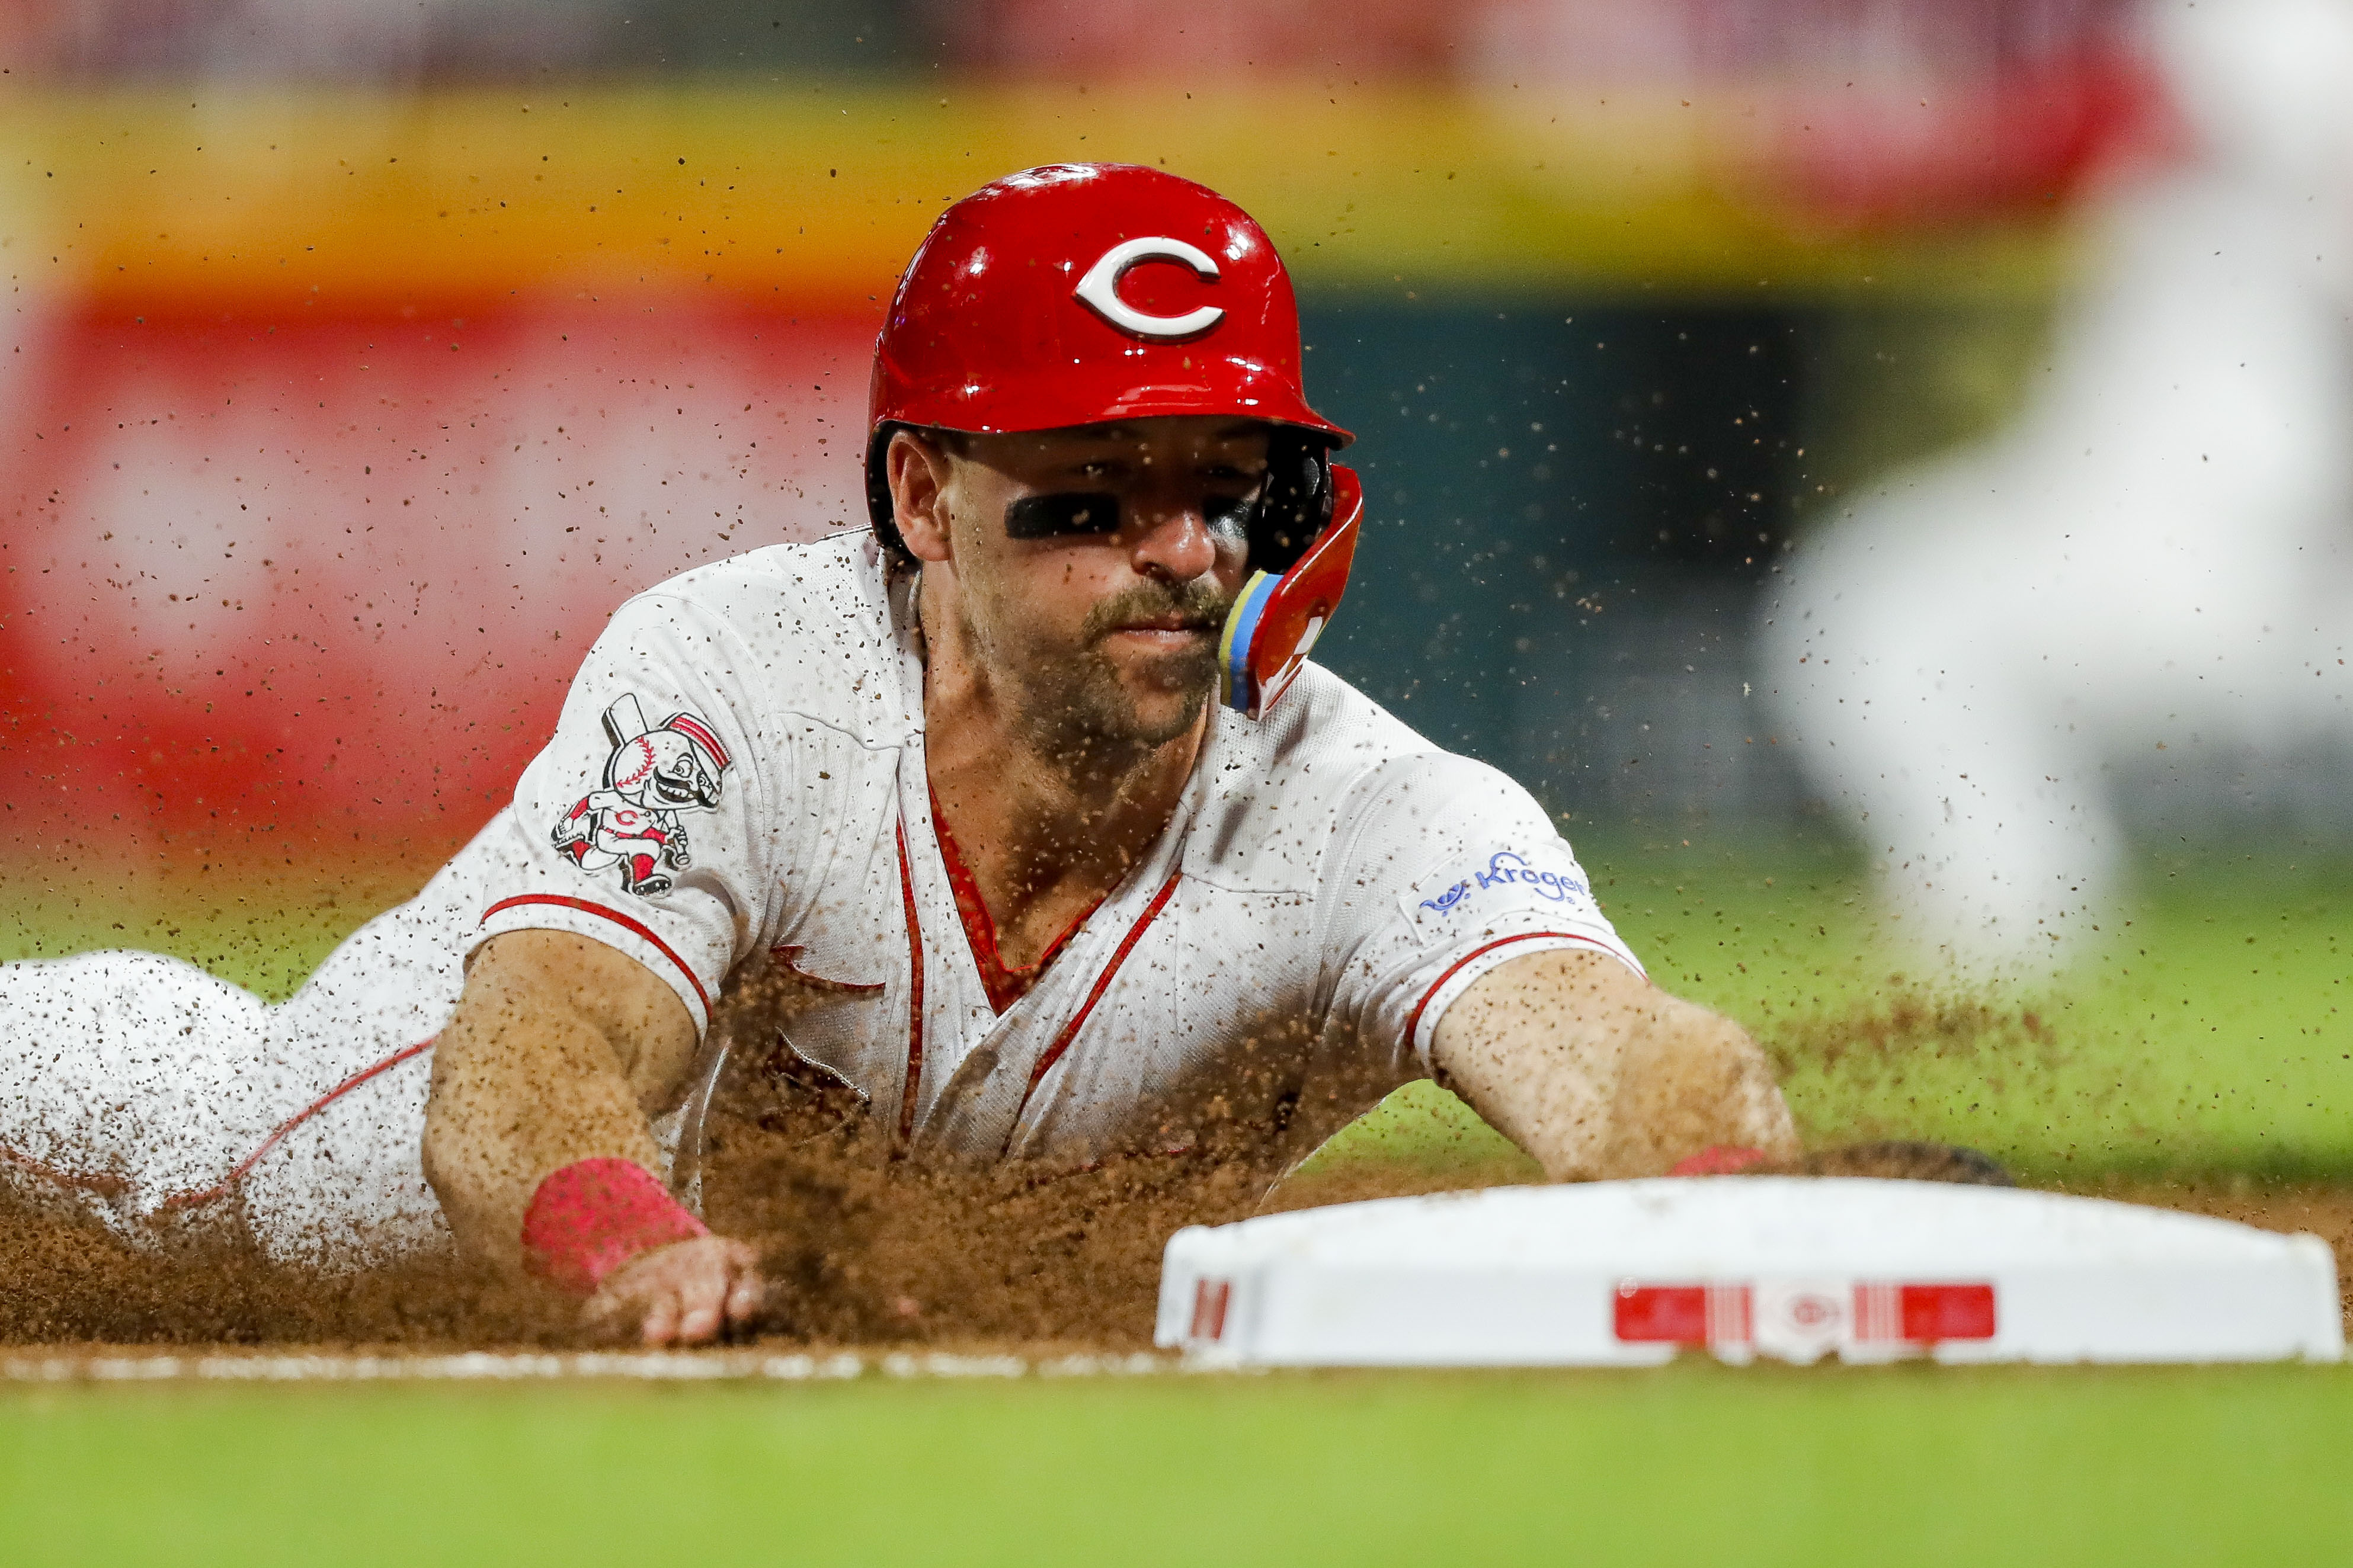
[865,163,1350,528]
[865,162,1361,720]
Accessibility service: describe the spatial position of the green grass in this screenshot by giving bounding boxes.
[1306,836,2353,1184]
[5,1367,2350,1567]
[1591,838,2353,1179]
[0,852,434,1005]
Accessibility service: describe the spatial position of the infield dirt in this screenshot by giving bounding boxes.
[4,1115,2348,1352]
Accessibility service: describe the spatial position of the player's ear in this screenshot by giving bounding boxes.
[886,429,958,565]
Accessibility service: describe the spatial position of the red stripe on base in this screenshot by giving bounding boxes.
[1188,1279,1232,1342]
[1616,1281,1995,1346]
[479,893,712,1016]
[1614,1282,1755,1345]
[1614,1284,1708,1343]
[1400,931,1625,1050]
[1896,1282,1997,1342]
[1009,870,1183,1151]
[894,825,926,1156]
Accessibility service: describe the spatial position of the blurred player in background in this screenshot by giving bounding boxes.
[1762,0,2353,976]
[0,165,1798,1344]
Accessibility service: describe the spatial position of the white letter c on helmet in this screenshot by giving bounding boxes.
[1074,236,1224,341]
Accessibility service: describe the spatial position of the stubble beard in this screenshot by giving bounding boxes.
[977,578,1232,772]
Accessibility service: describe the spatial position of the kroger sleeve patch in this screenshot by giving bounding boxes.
[1318,752,1643,1074]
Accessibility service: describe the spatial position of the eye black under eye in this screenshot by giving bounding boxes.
[1004,492,1123,539]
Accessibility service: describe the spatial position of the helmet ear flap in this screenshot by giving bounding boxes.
[1219,461,1362,720]
[1247,428,1336,576]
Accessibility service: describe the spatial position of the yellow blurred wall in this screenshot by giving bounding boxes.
[0,82,2072,313]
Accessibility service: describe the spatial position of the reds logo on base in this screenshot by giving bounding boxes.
[550,694,732,897]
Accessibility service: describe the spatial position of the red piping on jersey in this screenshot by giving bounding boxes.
[479,893,712,1016]
[156,1036,439,1210]
[929,783,1106,1015]
[894,824,926,1155]
[766,944,886,996]
[1400,931,1625,1051]
[0,1143,130,1198]
[1009,868,1183,1152]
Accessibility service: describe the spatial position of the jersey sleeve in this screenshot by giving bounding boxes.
[469,591,776,1034]
[1318,752,1643,1075]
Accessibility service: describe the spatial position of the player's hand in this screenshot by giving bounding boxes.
[584,1233,765,1346]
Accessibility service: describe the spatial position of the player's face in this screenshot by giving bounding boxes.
[911,416,1268,753]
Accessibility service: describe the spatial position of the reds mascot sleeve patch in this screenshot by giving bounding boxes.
[471,589,773,1034]
[549,694,735,899]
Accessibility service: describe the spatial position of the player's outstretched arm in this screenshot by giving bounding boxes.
[1429,947,1798,1182]
[422,929,763,1345]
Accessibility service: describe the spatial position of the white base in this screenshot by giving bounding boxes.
[1156,1179,2344,1367]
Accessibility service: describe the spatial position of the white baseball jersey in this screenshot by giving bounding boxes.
[0,531,1640,1262]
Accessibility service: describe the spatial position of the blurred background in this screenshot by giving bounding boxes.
[0,0,2162,874]
[2,0,2347,1168]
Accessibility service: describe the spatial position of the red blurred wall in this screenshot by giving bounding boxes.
[2,299,873,870]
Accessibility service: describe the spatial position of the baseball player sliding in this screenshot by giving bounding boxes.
[0,165,1797,1344]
